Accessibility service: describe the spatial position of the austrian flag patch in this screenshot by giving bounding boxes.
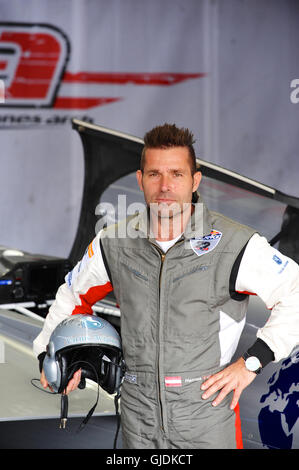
[165,376,182,387]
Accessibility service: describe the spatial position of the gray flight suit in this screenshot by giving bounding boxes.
[100,198,256,448]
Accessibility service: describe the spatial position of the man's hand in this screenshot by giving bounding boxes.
[40,368,82,395]
[200,357,257,410]
[40,368,53,392]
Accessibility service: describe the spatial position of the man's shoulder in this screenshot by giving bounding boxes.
[100,211,143,243]
[207,210,257,252]
[209,210,256,235]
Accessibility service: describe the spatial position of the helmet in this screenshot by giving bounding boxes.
[43,314,124,395]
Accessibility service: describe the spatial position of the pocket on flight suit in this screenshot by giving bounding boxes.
[167,263,212,340]
[120,379,142,445]
[119,256,151,332]
[120,374,159,448]
[167,380,235,448]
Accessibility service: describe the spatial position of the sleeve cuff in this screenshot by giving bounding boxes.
[246,338,275,368]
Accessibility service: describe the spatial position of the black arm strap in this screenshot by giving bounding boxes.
[229,242,248,301]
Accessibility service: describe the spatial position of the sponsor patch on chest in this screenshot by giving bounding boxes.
[190,230,222,257]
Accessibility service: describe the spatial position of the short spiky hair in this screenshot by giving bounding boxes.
[140,123,197,174]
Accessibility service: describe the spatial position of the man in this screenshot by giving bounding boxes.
[33,123,299,449]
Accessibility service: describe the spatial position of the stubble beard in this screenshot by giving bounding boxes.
[148,200,192,240]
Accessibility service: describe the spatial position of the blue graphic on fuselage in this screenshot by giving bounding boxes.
[258,351,299,449]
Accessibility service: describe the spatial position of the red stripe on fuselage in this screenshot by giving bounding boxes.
[62,71,206,86]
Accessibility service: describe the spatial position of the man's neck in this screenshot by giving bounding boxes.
[150,204,194,241]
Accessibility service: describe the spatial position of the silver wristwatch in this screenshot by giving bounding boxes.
[242,352,262,374]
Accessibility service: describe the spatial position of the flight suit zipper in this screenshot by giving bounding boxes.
[150,238,184,434]
[158,249,165,432]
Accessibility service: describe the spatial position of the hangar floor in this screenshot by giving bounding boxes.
[0,415,121,449]
[0,308,122,449]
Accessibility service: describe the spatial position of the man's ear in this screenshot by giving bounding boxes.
[192,171,202,192]
[136,169,144,192]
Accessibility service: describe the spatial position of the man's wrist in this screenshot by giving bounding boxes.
[242,338,275,375]
[242,352,262,374]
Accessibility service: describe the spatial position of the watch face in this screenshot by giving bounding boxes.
[245,356,261,372]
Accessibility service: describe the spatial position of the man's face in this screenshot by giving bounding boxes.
[136,146,201,219]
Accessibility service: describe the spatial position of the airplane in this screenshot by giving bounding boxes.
[0,118,298,449]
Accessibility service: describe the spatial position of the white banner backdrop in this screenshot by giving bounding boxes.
[0,0,298,257]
